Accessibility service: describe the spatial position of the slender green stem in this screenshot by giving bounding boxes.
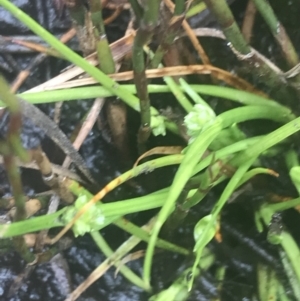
[115,217,189,255]
[280,232,300,287]
[188,156,257,289]
[143,106,298,286]
[203,0,250,54]
[193,136,263,175]
[279,249,300,300]
[285,149,299,170]
[203,0,293,99]
[0,208,66,238]
[0,77,29,162]
[146,46,194,112]
[0,77,33,262]
[0,189,169,238]
[128,0,143,23]
[186,2,206,18]
[230,116,300,167]
[19,84,292,115]
[89,0,115,73]
[150,12,185,69]
[143,120,222,287]
[267,197,300,212]
[0,0,163,134]
[177,136,263,211]
[131,0,161,146]
[252,0,299,69]
[91,231,149,290]
[164,76,194,112]
[179,78,211,107]
[66,217,159,299]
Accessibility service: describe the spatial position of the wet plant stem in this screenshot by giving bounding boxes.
[0,77,33,262]
[67,0,98,55]
[89,0,115,73]
[131,0,161,148]
[65,216,159,300]
[203,0,292,99]
[252,0,299,70]
[19,84,293,117]
[90,231,149,290]
[150,0,185,69]
[267,197,300,212]
[145,46,194,112]
[0,191,186,249]
[143,120,222,287]
[0,77,29,162]
[0,144,26,222]
[143,109,300,288]
[128,0,143,23]
[68,0,86,26]
[204,0,250,54]
[51,154,183,244]
[188,156,257,289]
[165,0,210,65]
[0,142,34,263]
[30,147,74,204]
[258,208,300,291]
[0,0,164,136]
[229,117,300,167]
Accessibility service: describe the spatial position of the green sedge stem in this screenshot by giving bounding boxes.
[0,208,67,238]
[267,197,300,212]
[90,231,149,290]
[17,85,293,118]
[231,116,300,167]
[188,156,257,290]
[0,0,169,133]
[143,120,222,287]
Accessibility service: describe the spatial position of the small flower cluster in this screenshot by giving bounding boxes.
[62,194,104,236]
[184,104,216,143]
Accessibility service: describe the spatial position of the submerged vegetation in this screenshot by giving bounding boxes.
[0,0,300,300]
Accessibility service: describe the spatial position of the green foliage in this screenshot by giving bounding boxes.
[62,194,105,237]
[290,166,300,195]
[184,103,216,142]
[193,214,217,252]
[1,1,300,299]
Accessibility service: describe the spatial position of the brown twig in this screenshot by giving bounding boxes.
[49,64,267,96]
[164,0,211,65]
[30,147,74,204]
[27,33,135,93]
[133,146,183,167]
[35,97,104,251]
[10,28,77,93]
[64,217,158,301]
[62,98,105,168]
[104,7,123,25]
